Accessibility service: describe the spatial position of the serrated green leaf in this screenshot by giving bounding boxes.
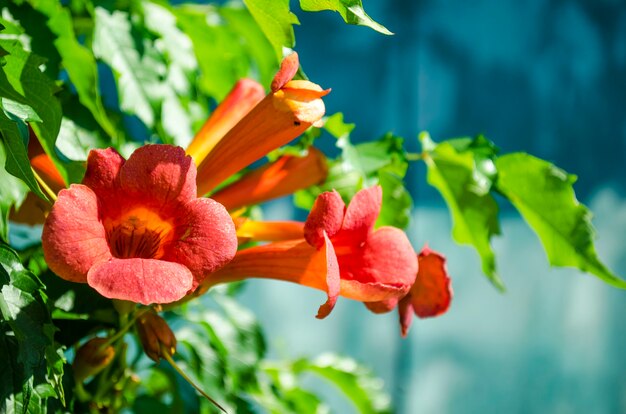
[421,132,503,290]
[300,0,392,35]
[495,153,626,289]
[93,7,162,128]
[243,0,299,61]
[0,243,64,409]
[0,107,48,201]
[293,354,391,414]
[27,0,117,139]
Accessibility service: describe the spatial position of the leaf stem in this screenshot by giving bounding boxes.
[98,307,151,352]
[160,344,227,413]
[405,152,425,162]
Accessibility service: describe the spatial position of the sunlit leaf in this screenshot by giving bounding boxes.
[421,132,503,290]
[174,5,250,101]
[296,114,412,229]
[0,39,82,184]
[27,0,117,139]
[300,0,392,35]
[93,7,163,128]
[243,0,299,61]
[496,153,626,289]
[293,354,391,414]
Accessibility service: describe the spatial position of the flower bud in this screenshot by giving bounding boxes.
[73,337,115,382]
[136,312,176,362]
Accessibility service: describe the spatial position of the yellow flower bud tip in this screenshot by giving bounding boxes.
[136,311,177,362]
[73,337,115,382]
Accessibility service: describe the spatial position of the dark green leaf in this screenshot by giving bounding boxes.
[0,243,64,409]
[243,0,299,61]
[0,38,83,184]
[300,0,392,35]
[495,153,626,289]
[0,106,48,201]
[0,139,28,243]
[421,132,503,290]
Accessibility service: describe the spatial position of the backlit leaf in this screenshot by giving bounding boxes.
[93,7,163,128]
[243,0,299,61]
[300,0,392,35]
[293,354,391,414]
[421,132,503,290]
[27,0,117,139]
[496,153,626,288]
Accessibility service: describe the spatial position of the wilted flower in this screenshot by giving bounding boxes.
[73,337,115,382]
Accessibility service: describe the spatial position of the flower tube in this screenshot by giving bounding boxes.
[194,52,330,196]
[211,147,328,211]
[204,186,418,318]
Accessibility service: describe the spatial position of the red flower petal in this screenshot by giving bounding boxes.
[87,258,194,305]
[363,297,399,314]
[161,198,237,290]
[338,227,417,301]
[271,52,299,92]
[82,148,124,199]
[398,295,415,338]
[42,185,112,283]
[315,231,340,319]
[411,247,453,318]
[304,190,345,248]
[339,186,382,245]
[120,145,196,207]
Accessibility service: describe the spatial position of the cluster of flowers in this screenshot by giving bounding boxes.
[23,53,452,342]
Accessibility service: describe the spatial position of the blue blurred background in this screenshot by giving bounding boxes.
[240,1,626,413]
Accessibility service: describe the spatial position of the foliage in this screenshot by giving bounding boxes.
[0,0,623,412]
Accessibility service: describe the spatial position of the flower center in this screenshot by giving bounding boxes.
[104,207,174,259]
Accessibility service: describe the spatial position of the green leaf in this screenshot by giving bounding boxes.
[27,0,117,139]
[293,354,391,414]
[93,7,162,128]
[421,132,503,290]
[0,243,64,410]
[220,5,278,89]
[243,0,299,61]
[0,141,29,242]
[495,153,626,289]
[0,38,83,184]
[0,106,48,201]
[174,5,251,101]
[296,114,412,229]
[300,0,392,35]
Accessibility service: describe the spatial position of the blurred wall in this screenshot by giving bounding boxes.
[241,1,626,413]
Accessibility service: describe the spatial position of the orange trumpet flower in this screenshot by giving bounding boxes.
[191,52,330,196]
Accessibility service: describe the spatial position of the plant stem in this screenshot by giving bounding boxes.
[160,344,227,413]
[32,168,58,202]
